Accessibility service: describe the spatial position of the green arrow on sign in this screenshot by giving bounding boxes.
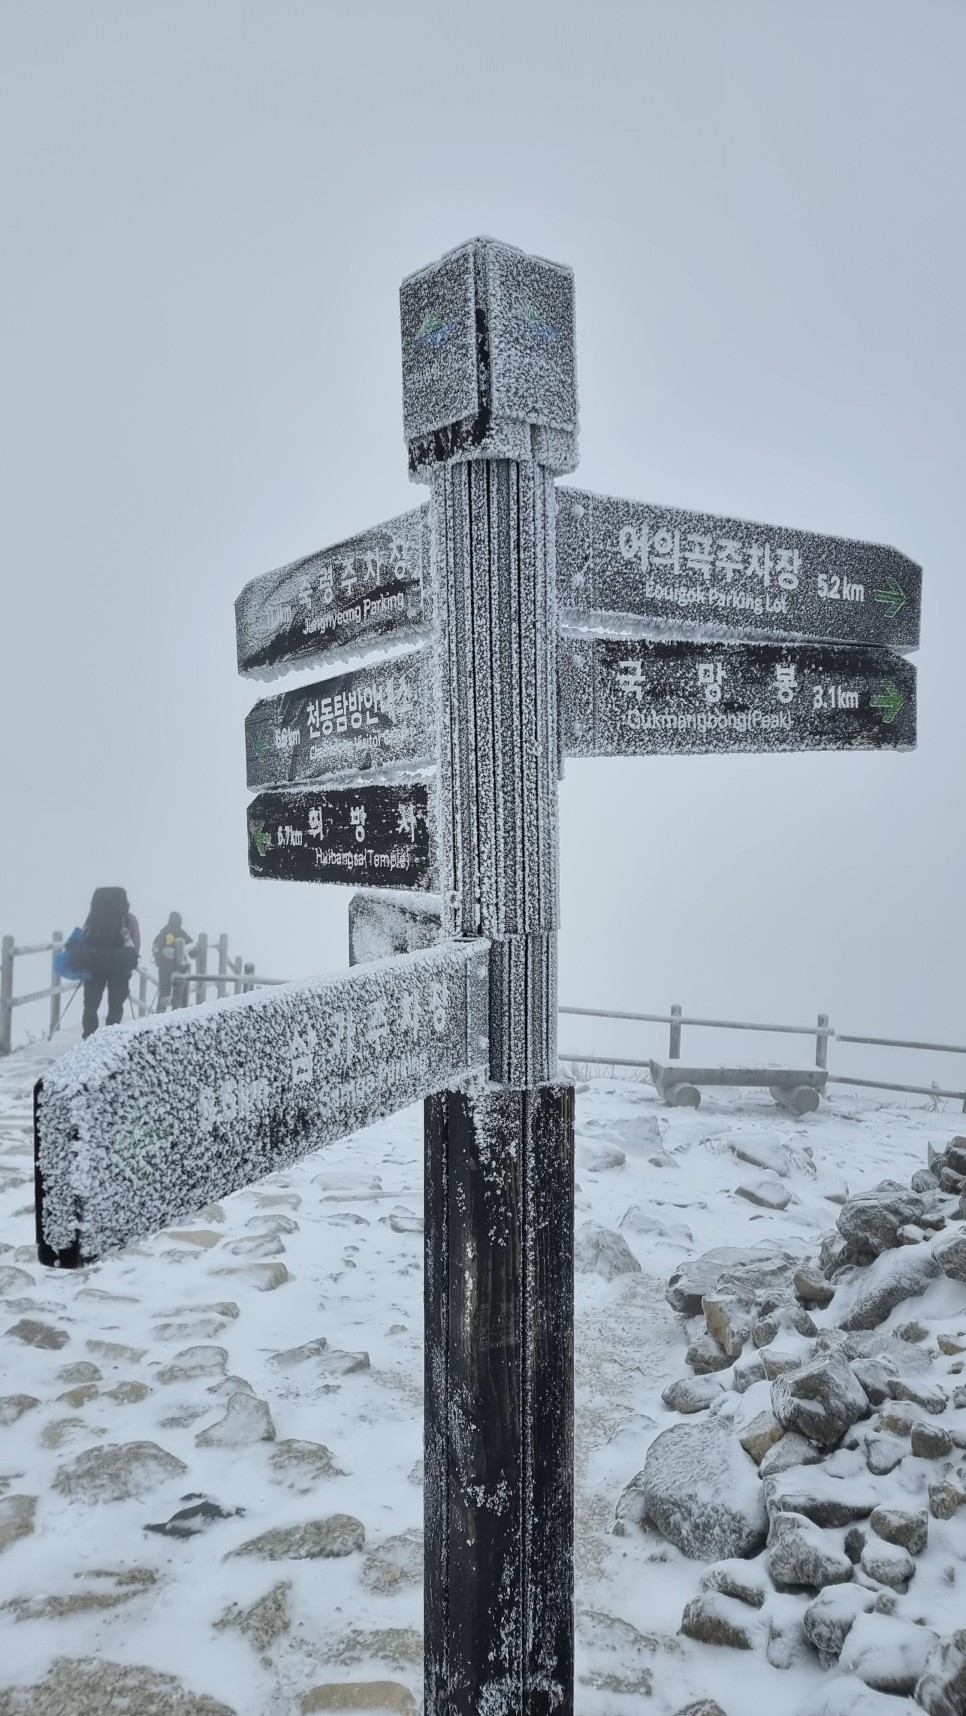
[252,730,269,760]
[250,819,272,858]
[870,681,903,725]
[873,574,906,621]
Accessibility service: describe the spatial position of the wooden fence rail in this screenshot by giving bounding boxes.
[0,932,262,1054]
[559,1002,966,1112]
[6,935,965,1112]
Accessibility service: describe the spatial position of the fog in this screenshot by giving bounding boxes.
[2,1,963,1089]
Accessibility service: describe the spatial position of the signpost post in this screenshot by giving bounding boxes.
[34,233,922,1716]
[402,239,579,1716]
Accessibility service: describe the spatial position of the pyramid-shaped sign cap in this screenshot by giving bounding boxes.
[400,237,579,479]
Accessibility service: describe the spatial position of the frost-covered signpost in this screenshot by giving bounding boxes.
[243,236,581,1716]
[35,234,921,1716]
[400,241,578,1716]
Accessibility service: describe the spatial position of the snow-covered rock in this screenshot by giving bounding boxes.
[868,1504,927,1555]
[685,1332,732,1373]
[859,1535,916,1588]
[666,1247,753,1315]
[680,1591,767,1650]
[764,1461,880,1527]
[574,1222,641,1280]
[0,1658,236,1714]
[771,1353,870,1448]
[735,1175,792,1210]
[837,1186,926,1260]
[802,1582,878,1666]
[915,1628,966,1715]
[933,1231,966,1284]
[833,1247,941,1331]
[759,1432,823,1477]
[702,1291,754,1356]
[766,1511,853,1590]
[51,1441,187,1502]
[228,1515,365,1561]
[661,1374,727,1414]
[195,1392,276,1447]
[0,1495,36,1555]
[839,1611,936,1695]
[794,1261,836,1308]
[796,1674,919,1714]
[737,1408,785,1464]
[624,1417,767,1559]
[699,1557,767,1608]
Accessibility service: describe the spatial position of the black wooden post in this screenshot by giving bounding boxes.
[0,935,14,1056]
[669,1002,682,1060]
[402,238,579,1714]
[217,933,229,1000]
[49,932,63,1037]
[424,1085,574,1715]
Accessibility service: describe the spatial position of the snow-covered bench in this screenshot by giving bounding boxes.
[649,1060,828,1116]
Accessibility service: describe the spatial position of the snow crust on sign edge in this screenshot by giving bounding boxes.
[353,889,442,919]
[38,941,482,1103]
[555,481,919,563]
[238,622,434,686]
[233,501,430,609]
[249,761,437,798]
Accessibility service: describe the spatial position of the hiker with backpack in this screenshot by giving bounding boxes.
[78,887,140,1038]
[151,912,195,1013]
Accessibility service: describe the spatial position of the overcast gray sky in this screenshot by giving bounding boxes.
[2,1,963,1080]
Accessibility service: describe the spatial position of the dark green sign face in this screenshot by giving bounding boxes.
[248,783,435,889]
[245,651,433,789]
[557,488,922,652]
[561,636,917,756]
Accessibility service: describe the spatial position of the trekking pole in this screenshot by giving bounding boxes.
[48,983,79,1039]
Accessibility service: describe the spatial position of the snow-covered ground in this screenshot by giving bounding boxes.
[0,1031,963,1715]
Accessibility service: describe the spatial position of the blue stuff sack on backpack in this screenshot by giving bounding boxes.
[55,928,91,984]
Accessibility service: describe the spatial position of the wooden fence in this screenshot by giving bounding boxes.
[0,932,264,1054]
[559,1003,966,1111]
[5,933,965,1111]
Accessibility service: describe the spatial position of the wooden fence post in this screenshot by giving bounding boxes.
[669,1003,682,1060]
[194,932,208,1006]
[243,961,255,994]
[0,935,14,1055]
[173,939,187,1008]
[138,969,148,1017]
[217,934,229,1000]
[816,1013,829,1071]
[49,932,63,1037]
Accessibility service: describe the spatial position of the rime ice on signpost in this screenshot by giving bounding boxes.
[401,238,579,1715]
[35,230,923,1716]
